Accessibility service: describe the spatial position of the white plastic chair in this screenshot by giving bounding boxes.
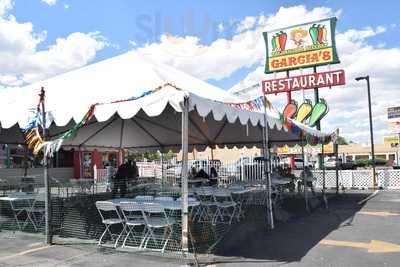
[141,202,175,253]
[119,202,147,249]
[212,189,237,225]
[95,201,124,247]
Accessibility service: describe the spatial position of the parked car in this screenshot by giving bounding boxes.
[324,158,338,169]
[324,158,356,170]
[294,158,304,169]
[341,159,356,170]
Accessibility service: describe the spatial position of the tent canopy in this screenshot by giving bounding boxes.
[0,51,331,150]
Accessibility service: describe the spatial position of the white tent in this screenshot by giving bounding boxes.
[0,51,333,249]
[0,51,330,149]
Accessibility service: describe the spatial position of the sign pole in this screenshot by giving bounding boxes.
[286,70,291,103]
[313,66,324,171]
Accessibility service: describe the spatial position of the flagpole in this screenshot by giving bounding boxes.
[40,87,52,244]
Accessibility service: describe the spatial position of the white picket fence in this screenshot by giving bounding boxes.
[93,161,400,190]
[305,169,400,189]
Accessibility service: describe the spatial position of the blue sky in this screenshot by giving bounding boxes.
[1,0,400,143]
[11,0,399,89]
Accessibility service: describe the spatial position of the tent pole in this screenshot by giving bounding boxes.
[263,96,274,230]
[160,150,164,189]
[322,143,328,209]
[181,97,189,255]
[40,87,52,245]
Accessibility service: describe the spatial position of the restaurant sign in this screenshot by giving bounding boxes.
[262,69,345,94]
[263,17,340,73]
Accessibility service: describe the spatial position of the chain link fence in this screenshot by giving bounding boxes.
[1,162,398,263]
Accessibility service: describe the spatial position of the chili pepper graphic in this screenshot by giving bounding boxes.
[283,100,298,129]
[275,35,281,51]
[317,25,324,44]
[322,25,327,43]
[308,99,329,127]
[271,35,277,51]
[278,31,287,51]
[309,24,319,46]
[295,99,313,123]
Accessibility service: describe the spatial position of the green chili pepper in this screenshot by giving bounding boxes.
[309,24,319,46]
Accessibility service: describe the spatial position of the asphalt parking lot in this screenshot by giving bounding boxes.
[0,190,399,267]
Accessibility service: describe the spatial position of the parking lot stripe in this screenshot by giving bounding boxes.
[320,239,400,253]
[358,211,400,217]
[0,245,51,261]
[358,190,380,205]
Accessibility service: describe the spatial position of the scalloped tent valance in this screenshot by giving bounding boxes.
[0,51,331,150]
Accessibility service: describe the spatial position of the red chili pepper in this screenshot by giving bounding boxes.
[317,25,323,44]
[278,31,287,50]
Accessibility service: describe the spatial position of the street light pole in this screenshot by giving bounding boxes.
[355,76,377,190]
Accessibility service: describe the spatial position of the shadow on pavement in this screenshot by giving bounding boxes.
[212,191,372,264]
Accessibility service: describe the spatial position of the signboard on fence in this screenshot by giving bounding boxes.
[388,106,400,122]
[263,17,340,73]
[387,106,400,134]
[384,136,400,145]
[262,69,345,94]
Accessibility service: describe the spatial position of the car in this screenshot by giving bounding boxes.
[341,159,356,170]
[324,158,356,170]
[324,158,339,169]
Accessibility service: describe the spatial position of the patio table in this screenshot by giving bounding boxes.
[108,198,200,210]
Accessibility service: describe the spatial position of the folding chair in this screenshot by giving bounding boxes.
[194,187,217,222]
[212,189,237,225]
[25,193,45,231]
[134,195,154,202]
[95,201,124,247]
[141,202,176,253]
[229,185,246,220]
[176,196,198,219]
[119,202,147,249]
[154,196,174,202]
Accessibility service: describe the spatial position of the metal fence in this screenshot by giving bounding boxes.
[92,161,400,190]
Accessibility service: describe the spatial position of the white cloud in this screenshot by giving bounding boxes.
[136,5,334,81]
[129,40,137,47]
[64,4,69,9]
[131,5,399,143]
[0,2,106,87]
[236,16,256,32]
[217,22,224,33]
[41,0,57,6]
[0,0,12,16]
